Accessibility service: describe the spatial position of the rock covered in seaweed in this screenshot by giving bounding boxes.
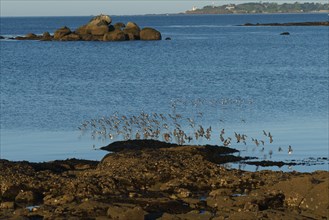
[0,140,328,219]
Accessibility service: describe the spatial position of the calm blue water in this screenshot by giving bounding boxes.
[0,14,328,172]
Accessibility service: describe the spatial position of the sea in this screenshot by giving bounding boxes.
[0,13,328,172]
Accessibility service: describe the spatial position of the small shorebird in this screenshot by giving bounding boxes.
[135,131,141,140]
[234,132,241,143]
[268,132,273,143]
[163,133,171,142]
[288,145,293,154]
[220,133,225,142]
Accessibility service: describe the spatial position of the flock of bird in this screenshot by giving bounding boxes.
[78,111,293,157]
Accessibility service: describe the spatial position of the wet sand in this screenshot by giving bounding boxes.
[1,140,328,219]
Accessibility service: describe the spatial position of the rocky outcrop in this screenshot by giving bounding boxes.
[14,33,42,40]
[53,26,71,40]
[0,140,328,219]
[11,14,162,42]
[60,33,81,41]
[88,14,112,26]
[140,27,162,40]
[41,32,52,41]
[76,15,111,36]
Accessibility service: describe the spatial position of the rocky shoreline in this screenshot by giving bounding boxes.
[1,140,328,219]
[0,14,162,42]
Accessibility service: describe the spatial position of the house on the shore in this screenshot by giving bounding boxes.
[225,5,235,10]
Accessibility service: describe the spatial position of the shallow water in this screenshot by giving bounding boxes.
[0,14,328,171]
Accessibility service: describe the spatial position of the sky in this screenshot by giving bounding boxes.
[0,0,328,17]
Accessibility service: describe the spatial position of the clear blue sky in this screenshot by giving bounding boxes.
[0,0,327,17]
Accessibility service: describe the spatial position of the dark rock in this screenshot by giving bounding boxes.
[165,37,171,40]
[101,139,178,152]
[107,205,146,220]
[15,191,34,203]
[2,186,21,201]
[0,202,15,209]
[108,25,115,32]
[60,33,81,41]
[123,29,140,40]
[123,22,141,40]
[14,33,42,40]
[14,36,26,40]
[43,194,75,205]
[113,22,126,30]
[25,33,38,39]
[53,26,71,40]
[0,36,5,39]
[140,27,162,40]
[41,32,52,41]
[245,160,297,167]
[103,29,127,41]
[280,32,290,35]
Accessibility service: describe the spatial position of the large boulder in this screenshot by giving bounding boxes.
[54,26,71,40]
[140,27,161,40]
[123,22,140,40]
[76,14,112,36]
[125,22,140,31]
[113,22,126,30]
[88,14,112,26]
[90,25,110,36]
[103,29,126,41]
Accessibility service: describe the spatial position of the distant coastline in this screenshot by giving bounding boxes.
[185,2,329,15]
